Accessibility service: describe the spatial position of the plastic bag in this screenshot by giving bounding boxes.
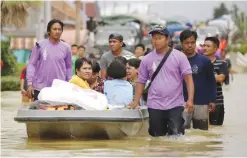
[38,79,108,110]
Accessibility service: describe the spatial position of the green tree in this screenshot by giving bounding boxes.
[1,1,41,28]
[1,1,41,76]
[213,3,229,19]
[231,4,247,40]
[1,39,17,76]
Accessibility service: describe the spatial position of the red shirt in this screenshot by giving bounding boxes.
[20,66,27,79]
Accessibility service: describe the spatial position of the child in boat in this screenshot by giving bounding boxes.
[69,58,92,89]
[88,60,104,93]
[104,59,133,108]
[126,58,141,94]
[126,58,147,106]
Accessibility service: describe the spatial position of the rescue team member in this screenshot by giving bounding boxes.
[128,25,194,136]
[203,36,228,126]
[180,30,216,130]
[27,19,72,100]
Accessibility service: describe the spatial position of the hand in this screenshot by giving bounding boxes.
[27,85,34,99]
[209,103,216,112]
[127,101,139,109]
[21,89,27,95]
[185,100,194,114]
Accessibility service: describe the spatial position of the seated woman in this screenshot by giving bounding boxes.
[104,59,133,107]
[126,58,141,92]
[88,60,104,93]
[69,58,92,89]
[126,58,147,106]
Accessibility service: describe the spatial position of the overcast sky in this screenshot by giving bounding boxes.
[97,1,247,22]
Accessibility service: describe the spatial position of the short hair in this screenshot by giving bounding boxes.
[135,44,145,51]
[127,58,141,69]
[88,53,96,59]
[78,45,86,50]
[91,60,100,73]
[144,48,152,56]
[115,56,127,66]
[174,44,183,51]
[180,30,198,42]
[107,60,126,79]
[71,44,78,48]
[47,19,64,35]
[75,58,92,74]
[205,36,220,48]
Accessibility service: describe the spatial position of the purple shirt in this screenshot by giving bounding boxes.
[138,49,192,110]
[27,39,72,91]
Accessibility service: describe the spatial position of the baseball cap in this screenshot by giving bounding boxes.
[109,33,126,47]
[149,25,170,36]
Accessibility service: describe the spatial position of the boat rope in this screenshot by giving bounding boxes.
[137,107,144,134]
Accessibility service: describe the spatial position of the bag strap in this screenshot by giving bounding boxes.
[149,47,172,84]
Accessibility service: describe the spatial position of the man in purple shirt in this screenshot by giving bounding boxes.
[26,19,72,100]
[128,25,194,136]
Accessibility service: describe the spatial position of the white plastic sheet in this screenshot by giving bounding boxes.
[38,79,108,110]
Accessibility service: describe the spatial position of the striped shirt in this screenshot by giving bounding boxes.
[213,60,228,106]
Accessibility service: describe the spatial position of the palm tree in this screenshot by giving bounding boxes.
[75,1,81,45]
[1,1,41,28]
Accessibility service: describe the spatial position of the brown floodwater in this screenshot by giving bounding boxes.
[1,74,247,157]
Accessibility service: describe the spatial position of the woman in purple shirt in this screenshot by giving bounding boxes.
[128,25,194,137]
[26,19,72,100]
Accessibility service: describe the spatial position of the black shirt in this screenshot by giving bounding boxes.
[213,59,228,105]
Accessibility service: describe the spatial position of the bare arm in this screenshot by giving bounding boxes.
[133,82,145,104]
[99,55,107,80]
[228,68,234,81]
[101,69,107,80]
[215,74,226,83]
[184,74,194,102]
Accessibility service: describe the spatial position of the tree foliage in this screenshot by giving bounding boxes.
[213,3,229,19]
[1,1,41,28]
[1,40,17,76]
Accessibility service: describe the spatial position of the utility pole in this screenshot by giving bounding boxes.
[127,3,130,14]
[37,2,45,40]
[244,15,247,39]
[44,1,52,26]
[82,1,87,30]
[75,1,81,45]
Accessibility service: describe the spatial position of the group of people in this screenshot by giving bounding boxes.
[21,19,229,137]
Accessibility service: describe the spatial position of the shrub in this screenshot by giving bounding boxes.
[1,76,20,91]
[1,40,17,76]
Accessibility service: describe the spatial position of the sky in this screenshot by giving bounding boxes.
[97,1,247,22]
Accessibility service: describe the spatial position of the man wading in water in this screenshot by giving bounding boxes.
[99,33,135,80]
[128,25,194,136]
[203,36,228,125]
[180,30,217,130]
[27,19,72,100]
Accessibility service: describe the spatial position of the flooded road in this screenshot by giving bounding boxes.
[1,74,247,157]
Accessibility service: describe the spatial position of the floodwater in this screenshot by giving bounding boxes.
[1,74,247,157]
